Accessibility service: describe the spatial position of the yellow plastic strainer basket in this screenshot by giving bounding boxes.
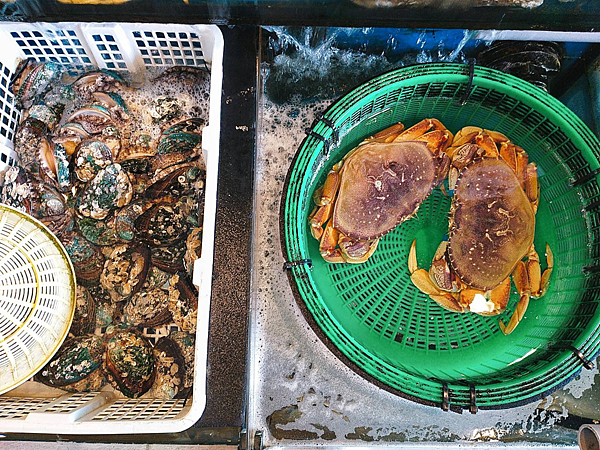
[0,203,76,395]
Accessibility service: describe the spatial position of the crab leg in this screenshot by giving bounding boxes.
[484,129,509,144]
[525,162,539,213]
[499,243,553,335]
[499,261,530,335]
[428,241,456,291]
[413,130,453,154]
[476,133,500,157]
[371,122,405,143]
[458,278,510,316]
[540,244,553,297]
[529,244,553,298]
[393,118,448,142]
[450,126,482,149]
[317,168,341,206]
[408,240,464,312]
[447,143,479,190]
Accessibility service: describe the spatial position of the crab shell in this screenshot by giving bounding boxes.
[448,157,535,291]
[36,334,105,392]
[333,141,442,241]
[102,328,155,398]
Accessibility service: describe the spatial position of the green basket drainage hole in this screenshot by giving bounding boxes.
[305,179,573,382]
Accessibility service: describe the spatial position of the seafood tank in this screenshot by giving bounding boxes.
[248,27,600,448]
[0,15,600,449]
[3,62,207,400]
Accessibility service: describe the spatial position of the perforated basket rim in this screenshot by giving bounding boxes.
[0,203,77,396]
[281,62,600,412]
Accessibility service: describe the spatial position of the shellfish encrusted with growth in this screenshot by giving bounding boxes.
[100,244,150,301]
[37,334,105,392]
[61,230,106,285]
[150,337,186,400]
[87,284,118,328]
[76,163,133,220]
[102,327,155,398]
[70,285,96,336]
[6,63,206,397]
[123,287,172,328]
[74,140,114,182]
[169,330,196,393]
[167,273,198,333]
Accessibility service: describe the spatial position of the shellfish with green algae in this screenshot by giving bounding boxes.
[76,163,133,220]
[102,326,155,398]
[36,335,105,392]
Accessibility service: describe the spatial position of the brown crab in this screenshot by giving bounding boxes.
[309,119,452,263]
[409,127,553,335]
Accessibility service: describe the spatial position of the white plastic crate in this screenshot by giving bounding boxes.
[0,22,223,434]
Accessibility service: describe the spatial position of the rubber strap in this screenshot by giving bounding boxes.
[441,381,449,412]
[469,383,477,414]
[572,168,600,187]
[460,60,475,105]
[283,259,312,271]
[553,344,594,370]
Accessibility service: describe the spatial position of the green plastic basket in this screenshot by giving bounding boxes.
[281,63,600,412]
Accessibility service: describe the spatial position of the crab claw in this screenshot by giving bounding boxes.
[309,202,333,240]
[338,235,378,263]
[429,241,455,291]
[320,220,345,263]
[409,240,465,312]
[409,240,439,294]
[430,293,465,313]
